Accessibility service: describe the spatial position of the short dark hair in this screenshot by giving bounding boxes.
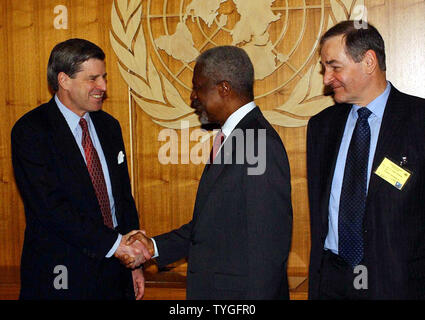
[196,46,254,101]
[47,38,105,92]
[320,20,386,71]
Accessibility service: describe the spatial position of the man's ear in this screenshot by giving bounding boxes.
[362,50,378,74]
[57,72,70,90]
[217,80,231,97]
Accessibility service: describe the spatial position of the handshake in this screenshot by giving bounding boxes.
[114,230,154,269]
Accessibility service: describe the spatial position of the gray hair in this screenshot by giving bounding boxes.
[196,46,254,100]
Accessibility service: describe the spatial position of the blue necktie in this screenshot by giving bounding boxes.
[339,107,372,268]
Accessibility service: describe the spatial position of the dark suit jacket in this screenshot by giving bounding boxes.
[154,107,293,299]
[11,98,140,299]
[307,85,425,299]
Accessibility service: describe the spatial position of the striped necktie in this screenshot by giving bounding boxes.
[79,118,113,229]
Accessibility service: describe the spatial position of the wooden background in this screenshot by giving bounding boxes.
[0,0,424,300]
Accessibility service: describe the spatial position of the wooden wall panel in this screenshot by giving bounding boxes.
[0,0,424,300]
[367,0,425,98]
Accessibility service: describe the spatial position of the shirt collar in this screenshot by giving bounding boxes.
[221,101,256,138]
[55,94,91,133]
[352,81,391,119]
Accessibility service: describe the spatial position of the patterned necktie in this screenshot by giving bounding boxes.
[79,118,113,229]
[211,131,225,163]
[338,107,372,267]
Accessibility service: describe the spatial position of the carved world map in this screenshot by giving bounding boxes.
[111,0,366,128]
[155,0,282,80]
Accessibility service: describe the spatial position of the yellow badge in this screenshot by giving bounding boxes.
[374,157,412,190]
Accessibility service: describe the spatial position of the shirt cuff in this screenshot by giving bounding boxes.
[151,237,159,258]
[106,233,122,258]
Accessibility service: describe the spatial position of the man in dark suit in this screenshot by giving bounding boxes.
[307,21,425,299]
[11,39,151,299]
[122,46,293,299]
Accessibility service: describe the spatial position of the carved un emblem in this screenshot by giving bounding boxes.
[110,0,367,129]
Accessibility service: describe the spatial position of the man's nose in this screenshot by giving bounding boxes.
[323,69,334,86]
[97,77,107,91]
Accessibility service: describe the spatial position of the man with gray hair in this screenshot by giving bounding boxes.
[119,46,293,299]
[307,21,425,299]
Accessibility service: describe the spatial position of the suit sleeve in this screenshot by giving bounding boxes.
[306,116,323,299]
[153,220,194,267]
[306,117,321,218]
[11,118,119,260]
[244,133,293,299]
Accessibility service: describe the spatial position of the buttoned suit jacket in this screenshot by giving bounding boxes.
[154,107,293,299]
[307,85,425,299]
[12,98,139,299]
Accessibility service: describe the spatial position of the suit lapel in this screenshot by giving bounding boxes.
[367,86,406,199]
[47,99,93,184]
[200,140,231,195]
[321,104,352,230]
[193,132,234,222]
[46,99,99,206]
[203,107,260,190]
[193,107,260,223]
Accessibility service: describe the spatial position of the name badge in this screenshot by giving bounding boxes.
[374,157,411,190]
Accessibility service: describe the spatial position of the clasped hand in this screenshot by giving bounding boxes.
[114,230,154,269]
